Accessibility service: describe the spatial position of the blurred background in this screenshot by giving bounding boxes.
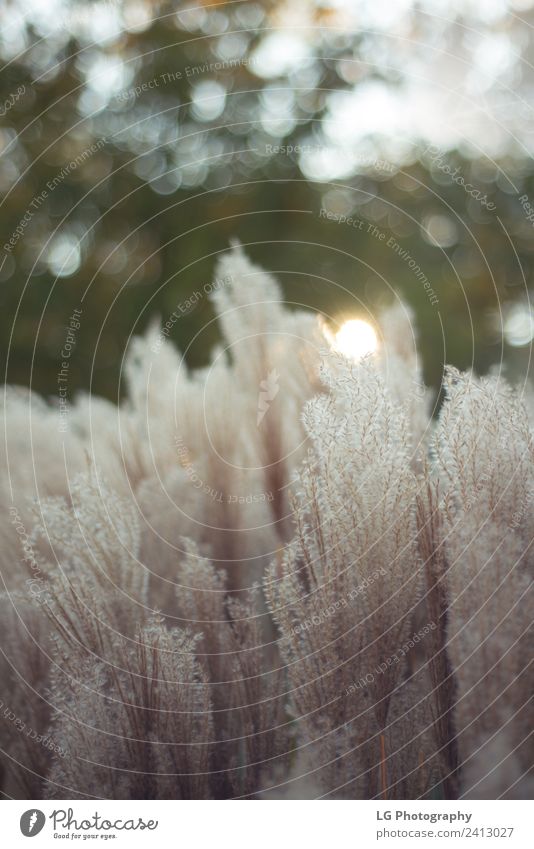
[2,0,534,401]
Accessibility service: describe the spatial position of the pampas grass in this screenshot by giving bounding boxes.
[0,245,532,799]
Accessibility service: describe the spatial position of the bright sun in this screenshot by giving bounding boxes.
[332,319,378,360]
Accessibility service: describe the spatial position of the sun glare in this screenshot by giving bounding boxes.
[332,319,378,360]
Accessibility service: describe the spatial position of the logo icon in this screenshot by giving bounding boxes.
[257,369,280,426]
[20,810,45,837]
